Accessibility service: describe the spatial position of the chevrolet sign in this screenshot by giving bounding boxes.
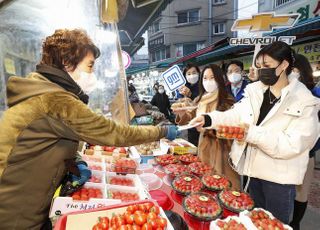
[229,36,296,46]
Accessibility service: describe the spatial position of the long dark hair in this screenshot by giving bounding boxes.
[255,41,294,76]
[294,54,315,90]
[183,63,200,77]
[197,64,233,110]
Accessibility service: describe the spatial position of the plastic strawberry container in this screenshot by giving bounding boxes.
[172,174,203,196]
[188,162,212,177]
[216,125,245,141]
[178,154,200,165]
[88,170,105,184]
[106,174,136,187]
[139,173,163,191]
[69,182,106,201]
[155,154,179,166]
[210,216,248,230]
[201,174,231,191]
[107,185,141,202]
[163,163,191,179]
[110,158,137,174]
[82,155,103,163]
[182,192,222,221]
[87,162,104,171]
[218,190,254,213]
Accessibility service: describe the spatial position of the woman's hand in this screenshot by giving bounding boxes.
[189,115,205,132]
[179,86,191,97]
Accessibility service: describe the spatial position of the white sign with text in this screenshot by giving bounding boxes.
[161,65,186,92]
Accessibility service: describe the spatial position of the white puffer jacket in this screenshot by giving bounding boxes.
[206,77,320,185]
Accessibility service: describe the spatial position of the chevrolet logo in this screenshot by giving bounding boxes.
[231,13,300,32]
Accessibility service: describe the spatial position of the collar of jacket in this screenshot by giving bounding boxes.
[36,64,89,104]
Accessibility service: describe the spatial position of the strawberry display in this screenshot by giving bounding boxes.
[179,154,200,165]
[216,125,245,140]
[163,163,190,179]
[218,190,254,212]
[216,219,247,230]
[172,174,203,195]
[71,187,103,201]
[89,165,103,171]
[155,154,178,166]
[183,192,222,221]
[108,190,140,202]
[91,203,167,229]
[249,209,286,230]
[201,174,231,191]
[108,176,135,187]
[89,175,102,183]
[112,158,137,174]
[188,162,212,177]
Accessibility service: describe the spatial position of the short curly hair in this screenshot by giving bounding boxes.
[40,29,100,71]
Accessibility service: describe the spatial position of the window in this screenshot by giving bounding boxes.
[151,46,170,62]
[177,9,200,25]
[175,42,205,57]
[213,23,225,35]
[275,0,295,8]
[149,19,161,34]
[213,0,225,5]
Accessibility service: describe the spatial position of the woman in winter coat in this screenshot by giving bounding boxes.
[175,64,240,189]
[0,29,178,230]
[151,84,171,118]
[190,41,319,224]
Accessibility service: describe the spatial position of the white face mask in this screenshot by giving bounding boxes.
[74,71,97,94]
[158,89,164,94]
[186,74,199,84]
[227,73,242,84]
[203,79,218,93]
[289,71,300,79]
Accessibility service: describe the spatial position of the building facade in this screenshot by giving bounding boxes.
[258,0,320,21]
[148,0,238,65]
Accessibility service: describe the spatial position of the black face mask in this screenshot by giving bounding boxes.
[257,63,283,86]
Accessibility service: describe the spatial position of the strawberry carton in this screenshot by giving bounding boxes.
[188,162,212,177]
[49,183,121,218]
[106,185,149,202]
[183,192,222,221]
[218,190,254,214]
[201,174,231,191]
[106,172,142,188]
[163,163,191,179]
[87,162,104,172]
[81,155,103,163]
[216,125,245,141]
[110,158,137,174]
[172,174,203,195]
[54,200,174,230]
[88,170,105,184]
[179,154,200,165]
[240,208,293,230]
[210,216,249,230]
[155,154,179,166]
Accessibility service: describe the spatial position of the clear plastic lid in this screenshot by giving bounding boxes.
[136,163,155,174]
[139,173,163,191]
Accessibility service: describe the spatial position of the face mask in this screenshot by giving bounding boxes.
[227,73,242,84]
[257,63,283,86]
[289,71,300,79]
[203,80,218,93]
[75,71,97,94]
[158,89,164,94]
[186,74,199,84]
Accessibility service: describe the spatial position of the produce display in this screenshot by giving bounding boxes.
[155,154,178,166]
[183,192,222,221]
[108,176,135,187]
[89,175,103,183]
[248,209,287,230]
[91,203,168,230]
[216,125,245,140]
[178,154,200,165]
[89,165,103,171]
[85,144,128,157]
[111,158,137,174]
[172,174,203,195]
[71,187,103,201]
[201,174,231,191]
[215,219,247,230]
[163,164,190,179]
[188,162,212,177]
[136,141,160,155]
[218,190,254,213]
[108,190,140,202]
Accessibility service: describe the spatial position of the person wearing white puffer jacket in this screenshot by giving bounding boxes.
[190,41,320,224]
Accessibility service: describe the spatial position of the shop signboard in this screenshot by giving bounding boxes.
[292,40,320,63]
[161,65,186,92]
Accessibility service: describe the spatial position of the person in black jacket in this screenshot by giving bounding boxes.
[151,85,171,119]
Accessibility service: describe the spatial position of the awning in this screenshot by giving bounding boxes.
[196,16,320,64]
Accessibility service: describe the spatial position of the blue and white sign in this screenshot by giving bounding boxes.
[161,65,186,92]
